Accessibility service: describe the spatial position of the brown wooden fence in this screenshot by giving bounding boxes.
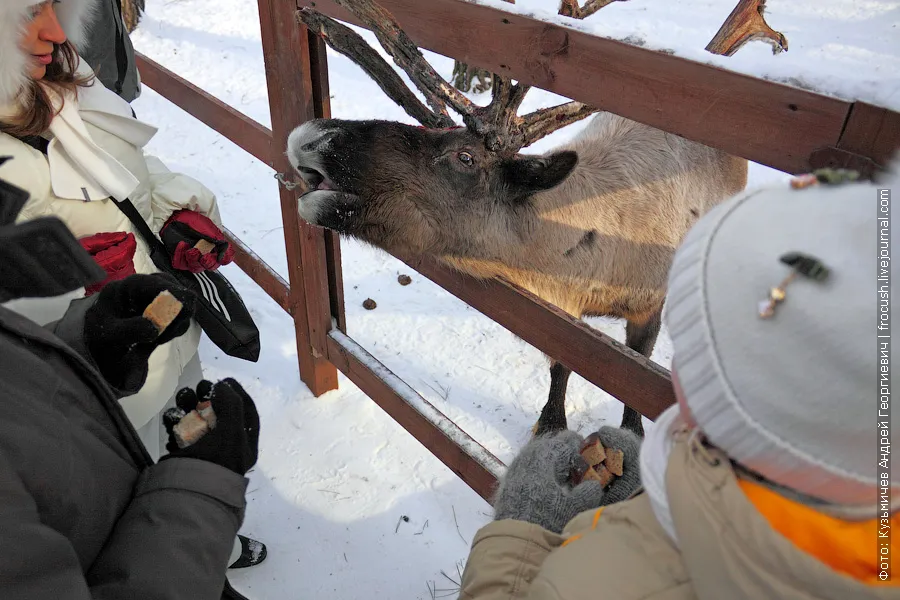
[136,0,900,503]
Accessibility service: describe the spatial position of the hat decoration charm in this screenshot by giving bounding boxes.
[758,252,830,318]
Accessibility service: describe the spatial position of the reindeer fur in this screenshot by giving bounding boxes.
[289,111,748,436]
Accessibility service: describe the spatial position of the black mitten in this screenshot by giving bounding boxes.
[84,273,194,391]
[162,378,260,476]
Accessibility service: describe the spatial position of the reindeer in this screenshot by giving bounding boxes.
[291,0,748,437]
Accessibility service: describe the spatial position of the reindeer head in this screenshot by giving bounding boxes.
[293,0,597,256]
[288,118,578,255]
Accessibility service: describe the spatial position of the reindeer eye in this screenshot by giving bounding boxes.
[457,151,474,166]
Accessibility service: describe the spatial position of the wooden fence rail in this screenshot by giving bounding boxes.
[134,0,900,503]
[298,0,900,177]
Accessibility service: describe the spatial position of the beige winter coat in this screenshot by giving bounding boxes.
[0,70,222,431]
[459,431,900,600]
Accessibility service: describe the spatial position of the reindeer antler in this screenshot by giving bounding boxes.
[298,9,454,129]
[558,0,628,19]
[298,0,597,155]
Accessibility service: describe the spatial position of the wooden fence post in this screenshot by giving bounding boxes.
[308,29,348,334]
[258,0,339,395]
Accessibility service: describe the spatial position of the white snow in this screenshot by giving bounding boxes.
[128,1,895,597]
[475,0,900,111]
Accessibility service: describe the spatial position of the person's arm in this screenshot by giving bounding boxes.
[0,450,95,600]
[458,520,564,600]
[144,155,223,231]
[0,448,246,600]
[458,428,643,599]
[85,458,248,599]
[144,155,237,272]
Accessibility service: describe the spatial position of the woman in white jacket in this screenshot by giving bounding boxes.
[0,0,266,569]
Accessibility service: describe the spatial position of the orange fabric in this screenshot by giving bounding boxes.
[738,478,900,586]
[561,508,605,548]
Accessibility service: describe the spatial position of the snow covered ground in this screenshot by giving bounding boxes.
[129,1,896,597]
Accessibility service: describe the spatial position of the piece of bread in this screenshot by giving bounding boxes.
[593,463,615,487]
[172,410,209,448]
[142,290,183,334]
[194,239,216,254]
[605,449,625,477]
[572,433,624,489]
[197,400,218,429]
[581,436,607,466]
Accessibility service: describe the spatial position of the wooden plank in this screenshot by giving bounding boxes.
[837,102,900,167]
[223,227,291,314]
[398,254,676,421]
[327,331,503,503]
[297,0,859,175]
[259,0,338,396]
[309,29,348,333]
[134,53,273,166]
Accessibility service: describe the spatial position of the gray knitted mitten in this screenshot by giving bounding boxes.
[594,426,643,506]
[492,431,606,533]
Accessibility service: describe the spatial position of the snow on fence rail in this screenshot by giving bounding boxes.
[134,0,900,503]
[299,0,900,178]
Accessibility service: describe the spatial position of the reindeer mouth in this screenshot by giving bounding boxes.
[297,167,339,195]
[294,164,359,230]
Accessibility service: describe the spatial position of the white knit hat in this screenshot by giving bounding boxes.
[665,165,899,506]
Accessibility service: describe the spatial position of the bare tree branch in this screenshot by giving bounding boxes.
[298,8,455,129]
[332,0,476,119]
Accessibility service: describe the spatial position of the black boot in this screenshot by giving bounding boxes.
[228,534,268,569]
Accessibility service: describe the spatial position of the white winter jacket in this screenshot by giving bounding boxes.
[0,68,223,430]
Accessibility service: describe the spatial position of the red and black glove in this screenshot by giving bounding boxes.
[78,231,138,296]
[159,209,235,273]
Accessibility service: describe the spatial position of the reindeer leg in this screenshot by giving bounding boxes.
[622,310,663,437]
[533,361,572,437]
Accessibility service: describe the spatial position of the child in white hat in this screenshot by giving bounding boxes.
[457,163,900,600]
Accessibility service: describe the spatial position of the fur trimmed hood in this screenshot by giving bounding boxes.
[0,0,99,106]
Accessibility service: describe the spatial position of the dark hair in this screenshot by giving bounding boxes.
[0,41,94,138]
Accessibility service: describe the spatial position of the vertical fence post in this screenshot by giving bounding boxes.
[307,29,348,334]
[257,0,339,395]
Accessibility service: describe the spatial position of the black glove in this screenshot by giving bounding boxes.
[85,273,194,391]
[162,378,260,476]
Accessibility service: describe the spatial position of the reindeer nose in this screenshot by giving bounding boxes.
[303,130,341,153]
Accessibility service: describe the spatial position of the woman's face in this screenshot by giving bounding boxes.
[20,1,67,81]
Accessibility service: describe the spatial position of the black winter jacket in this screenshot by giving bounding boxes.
[0,299,248,600]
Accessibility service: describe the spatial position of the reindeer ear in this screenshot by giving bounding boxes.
[503,151,578,196]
